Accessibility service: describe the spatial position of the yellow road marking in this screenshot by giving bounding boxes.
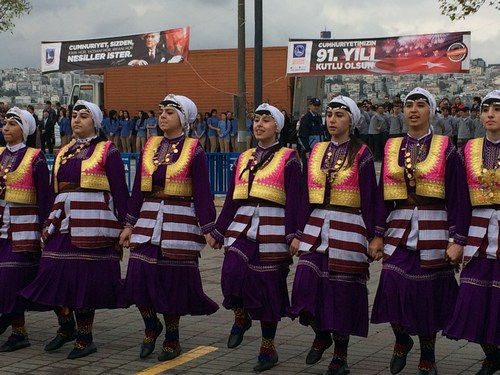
[136,345,218,375]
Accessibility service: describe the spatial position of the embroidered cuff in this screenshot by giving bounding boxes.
[453,233,468,246]
[448,225,456,238]
[201,221,216,235]
[125,213,138,226]
[374,226,385,238]
[286,233,296,245]
[211,228,225,245]
[295,229,303,241]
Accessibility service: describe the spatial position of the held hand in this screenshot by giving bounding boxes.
[368,236,384,261]
[205,233,221,249]
[445,242,464,265]
[289,238,301,256]
[119,227,132,249]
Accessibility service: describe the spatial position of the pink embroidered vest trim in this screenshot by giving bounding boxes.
[383,135,448,200]
[233,148,295,206]
[308,142,366,207]
[140,137,198,197]
[465,138,500,206]
[0,147,40,204]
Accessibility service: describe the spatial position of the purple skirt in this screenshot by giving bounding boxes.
[0,239,39,313]
[289,252,369,337]
[371,247,458,336]
[124,243,218,316]
[444,257,500,345]
[20,233,122,309]
[221,238,290,321]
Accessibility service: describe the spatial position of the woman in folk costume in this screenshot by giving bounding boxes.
[0,108,50,352]
[206,103,302,372]
[443,90,500,375]
[289,96,377,375]
[369,87,465,375]
[119,94,218,362]
[21,100,128,359]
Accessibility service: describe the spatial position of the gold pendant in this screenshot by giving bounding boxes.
[409,180,416,187]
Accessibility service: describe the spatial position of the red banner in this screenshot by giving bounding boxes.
[287,31,470,76]
[41,27,189,73]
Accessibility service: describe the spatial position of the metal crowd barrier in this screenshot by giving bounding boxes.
[45,152,240,195]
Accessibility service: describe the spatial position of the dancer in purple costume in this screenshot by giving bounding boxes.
[289,96,377,375]
[120,94,218,362]
[369,87,466,375]
[207,103,302,372]
[21,100,129,359]
[443,90,500,375]
[0,108,50,352]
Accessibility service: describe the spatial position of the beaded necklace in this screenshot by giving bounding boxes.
[60,141,91,164]
[401,137,427,187]
[479,143,500,199]
[152,141,180,169]
[323,143,347,183]
[0,154,16,195]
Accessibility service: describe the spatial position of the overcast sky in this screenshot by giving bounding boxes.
[0,0,499,69]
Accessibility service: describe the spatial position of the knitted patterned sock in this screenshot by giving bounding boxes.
[418,334,436,371]
[8,313,27,342]
[54,307,76,336]
[480,344,500,368]
[139,307,161,343]
[391,323,412,357]
[230,307,251,335]
[162,314,180,352]
[311,329,331,351]
[258,321,277,362]
[74,308,95,349]
[328,333,349,370]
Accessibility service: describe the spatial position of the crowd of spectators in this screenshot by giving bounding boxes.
[0,94,486,158]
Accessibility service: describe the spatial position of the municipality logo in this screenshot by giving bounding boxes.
[293,43,306,58]
[45,48,55,65]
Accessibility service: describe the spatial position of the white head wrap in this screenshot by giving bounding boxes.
[481,90,500,110]
[404,87,437,122]
[160,94,197,130]
[74,100,103,130]
[254,103,284,133]
[5,107,36,142]
[327,95,361,128]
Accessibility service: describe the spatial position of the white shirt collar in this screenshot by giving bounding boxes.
[6,143,26,153]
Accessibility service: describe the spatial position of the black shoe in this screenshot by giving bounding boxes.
[67,342,97,359]
[227,319,252,349]
[44,331,77,352]
[476,360,500,375]
[0,337,30,352]
[157,345,182,361]
[253,352,278,372]
[390,336,414,374]
[306,334,333,365]
[324,363,350,375]
[0,316,10,335]
[139,321,163,359]
[417,366,438,375]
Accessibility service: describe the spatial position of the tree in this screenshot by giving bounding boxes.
[0,0,32,33]
[438,0,500,20]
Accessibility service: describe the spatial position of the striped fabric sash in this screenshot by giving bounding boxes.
[131,198,205,260]
[45,191,121,249]
[225,202,290,262]
[463,208,500,265]
[0,200,41,253]
[299,208,369,273]
[384,206,449,269]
